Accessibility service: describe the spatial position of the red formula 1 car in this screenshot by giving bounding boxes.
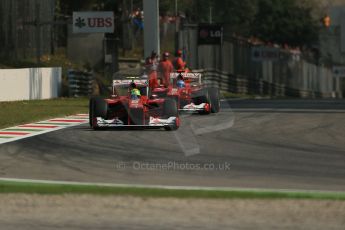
[89,78,180,131]
[150,72,220,114]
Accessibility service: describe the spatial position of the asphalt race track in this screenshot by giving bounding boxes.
[1,99,345,191]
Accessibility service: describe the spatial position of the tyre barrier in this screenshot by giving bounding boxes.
[68,70,94,97]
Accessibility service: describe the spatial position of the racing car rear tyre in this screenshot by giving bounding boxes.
[208,88,220,113]
[164,99,178,118]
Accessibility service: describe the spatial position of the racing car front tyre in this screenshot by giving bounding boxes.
[89,97,108,129]
[129,109,144,125]
[163,99,179,131]
[89,98,94,126]
[164,99,178,118]
[93,97,108,118]
[164,117,180,131]
[196,89,211,115]
[208,88,220,113]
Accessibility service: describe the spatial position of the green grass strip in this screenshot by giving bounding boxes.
[0,136,14,139]
[0,98,88,130]
[0,181,344,200]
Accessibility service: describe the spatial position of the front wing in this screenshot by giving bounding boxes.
[179,103,210,112]
[94,116,178,128]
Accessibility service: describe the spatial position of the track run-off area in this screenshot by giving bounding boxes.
[0,99,344,192]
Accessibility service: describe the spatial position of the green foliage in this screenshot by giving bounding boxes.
[213,0,257,35]
[160,0,171,14]
[252,0,318,47]
[56,0,102,14]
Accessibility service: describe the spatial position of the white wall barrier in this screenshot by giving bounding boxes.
[0,67,62,102]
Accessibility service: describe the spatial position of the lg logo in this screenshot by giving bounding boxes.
[199,29,209,38]
[198,25,223,45]
[200,29,222,38]
[210,30,222,38]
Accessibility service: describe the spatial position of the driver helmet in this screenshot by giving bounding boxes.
[163,52,170,59]
[176,74,185,88]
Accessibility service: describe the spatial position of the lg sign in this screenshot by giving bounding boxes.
[210,30,222,38]
[198,24,223,45]
[73,12,114,33]
[200,29,221,38]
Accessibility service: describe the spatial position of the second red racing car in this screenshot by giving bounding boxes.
[150,72,220,114]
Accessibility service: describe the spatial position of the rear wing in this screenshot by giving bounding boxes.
[170,72,202,84]
[112,79,148,97]
[112,79,148,87]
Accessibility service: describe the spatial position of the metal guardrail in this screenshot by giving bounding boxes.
[198,69,338,98]
[179,26,343,99]
[67,70,93,97]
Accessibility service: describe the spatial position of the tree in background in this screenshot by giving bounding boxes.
[252,0,318,47]
[213,0,257,36]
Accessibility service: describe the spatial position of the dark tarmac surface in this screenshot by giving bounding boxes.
[1,99,345,191]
